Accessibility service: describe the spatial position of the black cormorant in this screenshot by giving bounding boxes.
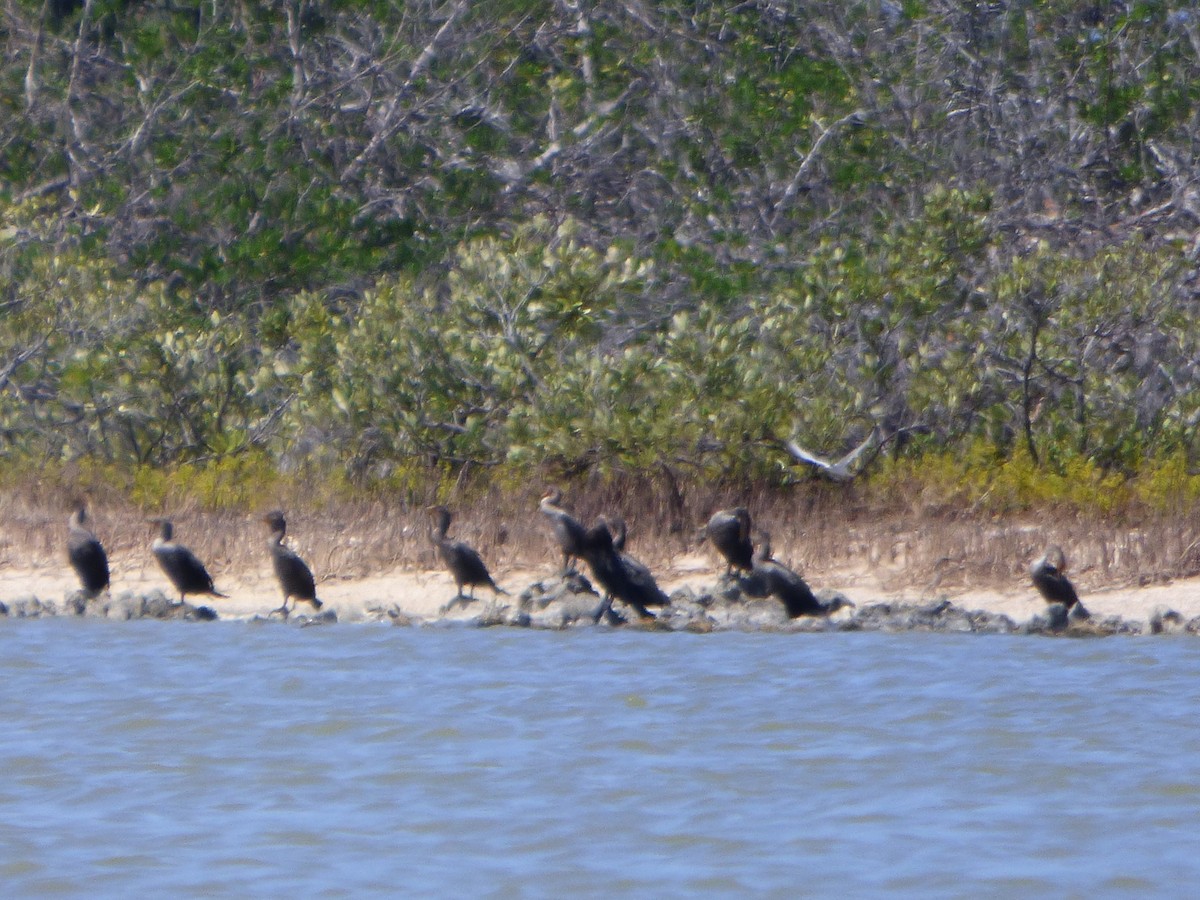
[539,488,588,573]
[750,531,827,618]
[580,517,669,620]
[703,507,754,575]
[151,519,227,604]
[263,510,322,617]
[1030,546,1082,610]
[67,501,110,598]
[427,505,506,608]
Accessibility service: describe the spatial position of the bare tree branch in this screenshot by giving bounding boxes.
[340,0,468,185]
[770,110,866,230]
[0,335,51,396]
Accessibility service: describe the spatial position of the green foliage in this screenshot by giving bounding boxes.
[874,441,1131,517]
[262,217,654,474]
[3,1,1200,515]
[128,453,284,511]
[1133,452,1200,516]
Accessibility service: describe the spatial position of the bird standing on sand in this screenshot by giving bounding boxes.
[263,510,322,618]
[1030,546,1084,612]
[151,519,227,605]
[539,489,588,573]
[580,516,669,621]
[427,505,506,610]
[703,507,754,575]
[67,500,110,598]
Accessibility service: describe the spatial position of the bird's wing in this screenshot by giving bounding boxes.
[837,425,882,469]
[779,426,882,483]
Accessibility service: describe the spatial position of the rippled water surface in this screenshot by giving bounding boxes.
[2,620,1199,896]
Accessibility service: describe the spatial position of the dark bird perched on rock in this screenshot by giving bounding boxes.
[580,516,669,621]
[539,488,589,573]
[1030,546,1087,618]
[702,507,754,575]
[67,500,110,598]
[748,531,847,618]
[427,505,506,611]
[263,510,322,618]
[151,519,227,605]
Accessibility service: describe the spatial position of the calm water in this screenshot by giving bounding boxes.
[1,621,1198,897]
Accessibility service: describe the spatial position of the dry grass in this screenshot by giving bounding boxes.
[6,474,1200,597]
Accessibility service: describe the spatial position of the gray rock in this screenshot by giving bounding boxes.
[297,608,338,626]
[519,573,597,611]
[388,609,415,627]
[842,600,1018,634]
[524,593,612,629]
[363,602,404,623]
[1149,607,1185,635]
[2,595,55,618]
[65,590,91,615]
[1092,615,1142,636]
[128,590,218,621]
[707,597,791,631]
[510,573,612,629]
[0,591,218,621]
[1023,604,1141,637]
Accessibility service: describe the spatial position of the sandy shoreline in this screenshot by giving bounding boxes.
[5,551,1200,629]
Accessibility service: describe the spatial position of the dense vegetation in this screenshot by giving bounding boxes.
[4,0,1200,512]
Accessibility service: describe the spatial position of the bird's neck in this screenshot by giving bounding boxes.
[427,520,447,546]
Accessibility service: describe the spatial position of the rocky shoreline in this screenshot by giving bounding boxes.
[3,571,1197,636]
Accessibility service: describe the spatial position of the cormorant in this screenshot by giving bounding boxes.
[1030,546,1082,611]
[66,500,110,597]
[750,531,826,617]
[263,510,322,617]
[151,519,227,605]
[580,516,669,620]
[427,505,506,608]
[539,488,588,573]
[703,507,754,575]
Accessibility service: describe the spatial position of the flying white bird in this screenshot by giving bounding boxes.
[774,426,884,483]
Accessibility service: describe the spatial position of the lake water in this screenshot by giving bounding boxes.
[1,620,1198,897]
